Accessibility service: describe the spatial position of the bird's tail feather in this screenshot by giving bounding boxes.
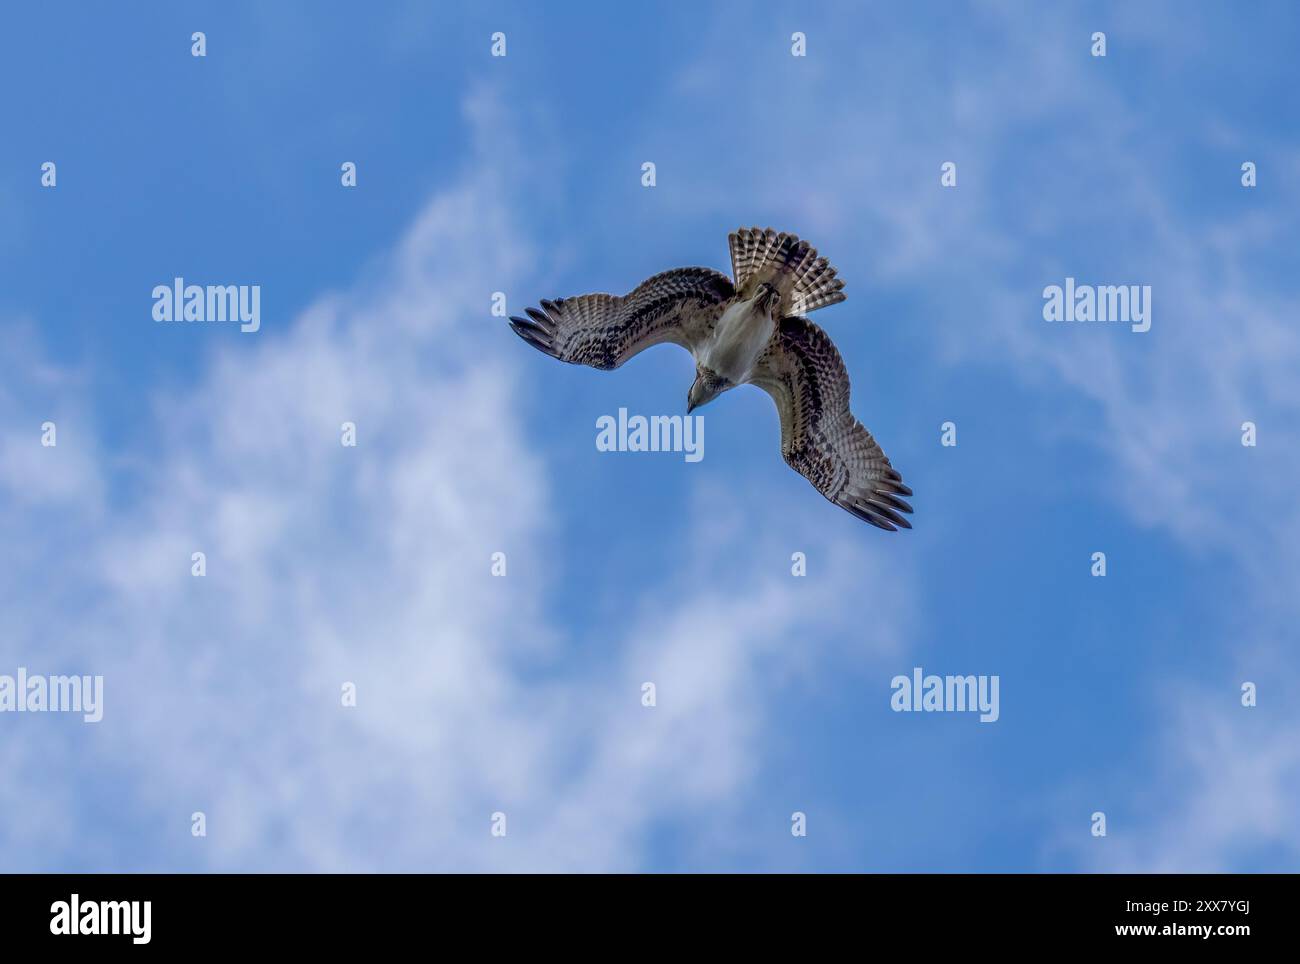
[728,226,846,315]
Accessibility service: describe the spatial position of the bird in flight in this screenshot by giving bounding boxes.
[509,227,913,530]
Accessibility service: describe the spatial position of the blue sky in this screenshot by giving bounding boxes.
[1,1,1297,871]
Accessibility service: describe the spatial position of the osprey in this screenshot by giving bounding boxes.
[509,227,913,530]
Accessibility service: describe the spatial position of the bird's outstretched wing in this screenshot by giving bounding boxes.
[509,267,735,370]
[751,315,913,530]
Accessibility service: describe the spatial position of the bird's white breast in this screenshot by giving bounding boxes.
[703,301,774,383]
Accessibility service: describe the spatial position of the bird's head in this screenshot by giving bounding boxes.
[687,366,731,413]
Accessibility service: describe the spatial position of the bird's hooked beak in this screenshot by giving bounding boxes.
[686,376,702,414]
[687,372,714,414]
[689,367,732,413]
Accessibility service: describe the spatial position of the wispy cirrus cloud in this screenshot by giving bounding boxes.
[0,90,910,872]
[657,1,1300,870]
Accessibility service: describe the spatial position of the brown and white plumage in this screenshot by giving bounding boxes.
[729,226,846,316]
[509,228,912,530]
[508,267,734,370]
[751,316,913,531]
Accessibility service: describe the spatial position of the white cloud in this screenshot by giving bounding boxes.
[662,3,1300,869]
[1106,702,1300,872]
[0,92,909,871]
